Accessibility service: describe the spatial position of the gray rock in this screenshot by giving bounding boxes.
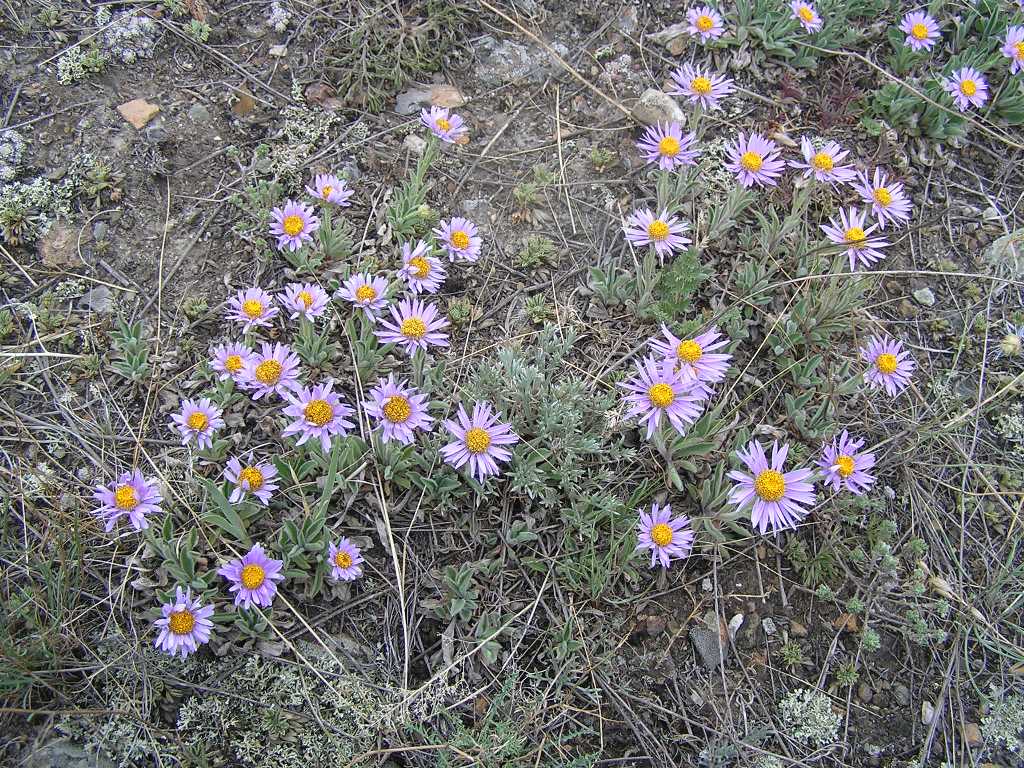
[460,198,490,226]
[762,617,777,635]
[402,134,427,156]
[689,626,725,669]
[894,683,910,705]
[630,88,684,126]
[912,287,936,307]
[187,103,212,123]
[79,285,113,314]
[24,739,115,768]
[268,44,287,57]
[395,87,431,116]
[475,36,569,87]
[92,221,108,242]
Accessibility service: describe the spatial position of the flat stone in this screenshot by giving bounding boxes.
[25,739,115,768]
[913,287,936,306]
[475,36,569,87]
[789,620,808,638]
[402,134,427,156]
[690,626,725,669]
[762,617,777,635]
[630,88,684,126]
[38,223,78,268]
[430,84,466,108]
[268,44,287,57]
[963,722,982,746]
[187,103,212,123]
[116,98,160,130]
[395,87,431,115]
[79,285,113,314]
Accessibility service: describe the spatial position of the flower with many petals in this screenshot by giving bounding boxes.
[242,342,302,400]
[821,207,890,270]
[620,356,706,439]
[282,379,356,452]
[363,375,434,445]
[687,5,725,42]
[421,106,468,144]
[154,587,214,659]
[337,273,390,317]
[900,11,940,51]
[93,470,163,532]
[434,217,482,262]
[669,64,736,110]
[224,453,280,505]
[791,0,822,32]
[728,440,816,534]
[399,240,446,294]
[328,538,364,582]
[305,173,353,206]
[269,200,319,252]
[226,287,278,332]
[375,298,450,355]
[725,133,786,188]
[636,502,694,569]
[944,67,988,111]
[623,208,691,263]
[170,397,224,450]
[861,335,915,397]
[279,282,330,321]
[819,431,876,495]
[852,168,912,229]
[217,543,285,609]
[440,402,519,482]
[1002,26,1024,75]
[648,325,732,396]
[636,122,699,171]
[210,341,255,383]
[790,136,856,183]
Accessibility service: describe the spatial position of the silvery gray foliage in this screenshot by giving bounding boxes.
[96,7,159,65]
[0,129,25,184]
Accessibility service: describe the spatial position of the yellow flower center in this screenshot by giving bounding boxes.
[836,455,855,478]
[400,316,428,340]
[298,290,313,309]
[242,299,263,319]
[355,284,377,302]
[658,136,681,157]
[383,395,412,423]
[911,22,929,40]
[812,152,833,171]
[255,359,283,385]
[650,522,673,547]
[677,339,703,363]
[960,79,977,97]
[696,14,713,31]
[322,185,333,197]
[304,398,334,426]
[409,256,431,278]
[465,427,492,454]
[240,563,266,590]
[754,469,786,502]
[876,352,898,375]
[798,6,814,22]
[436,117,451,131]
[844,227,866,244]
[873,187,892,206]
[647,383,675,408]
[740,151,763,172]
[168,609,195,635]
[238,466,264,491]
[1015,42,1024,60]
[334,550,352,569]
[114,484,139,510]
[225,354,243,373]
[647,219,670,241]
[282,215,305,237]
[186,411,209,431]
[691,76,712,95]
[451,230,471,250]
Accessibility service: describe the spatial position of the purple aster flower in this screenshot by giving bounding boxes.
[269,199,320,252]
[398,240,446,294]
[305,173,353,206]
[728,440,816,534]
[620,356,706,439]
[636,122,699,171]
[861,335,915,397]
[852,168,912,229]
[1003,26,1024,75]
[725,132,786,188]
[790,136,856,183]
[337,273,390,317]
[900,11,940,51]
[154,586,214,659]
[281,379,356,452]
[434,217,482,263]
[945,67,988,111]
[241,342,302,400]
[217,543,285,609]
[328,537,364,582]
[669,64,736,110]
[375,297,450,355]
[821,207,890,270]
[93,470,163,532]
[623,208,691,263]
[279,282,330,321]
[440,401,520,482]
[362,374,434,445]
[648,325,732,396]
[224,453,280,505]
[687,6,725,42]
[210,341,255,383]
[636,502,695,569]
[819,430,876,495]
[226,287,278,332]
[421,106,468,144]
[791,0,822,31]
[170,397,224,450]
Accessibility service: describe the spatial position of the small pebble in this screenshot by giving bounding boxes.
[762,617,777,636]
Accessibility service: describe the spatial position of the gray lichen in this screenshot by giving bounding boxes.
[778,688,842,748]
